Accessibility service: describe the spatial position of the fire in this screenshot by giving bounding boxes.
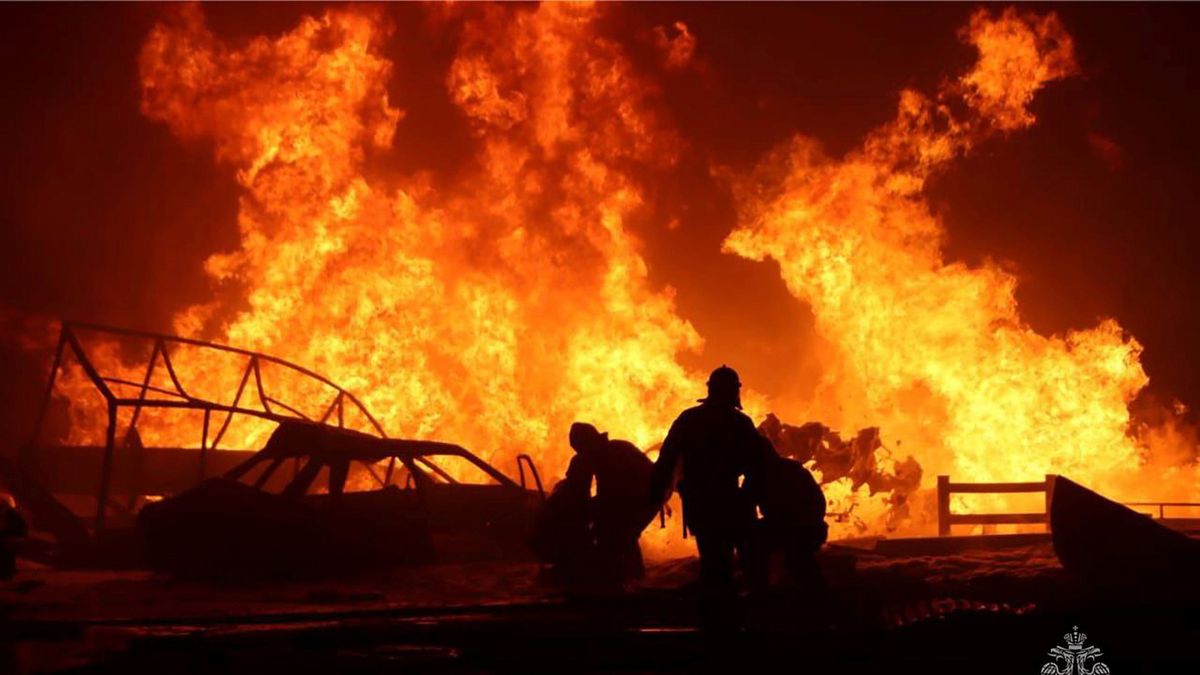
[134,3,700,481]
[41,5,1198,543]
[726,8,1194,530]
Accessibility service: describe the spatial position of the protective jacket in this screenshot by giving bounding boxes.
[650,402,768,537]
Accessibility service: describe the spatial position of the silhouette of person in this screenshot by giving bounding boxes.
[562,422,657,582]
[530,471,594,585]
[650,365,769,619]
[743,453,827,590]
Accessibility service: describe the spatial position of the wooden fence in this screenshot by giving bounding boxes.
[936,474,1200,536]
[936,474,1055,537]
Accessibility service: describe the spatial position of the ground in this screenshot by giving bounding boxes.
[2,540,1197,673]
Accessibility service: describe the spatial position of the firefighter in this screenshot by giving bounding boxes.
[743,452,828,591]
[650,366,768,617]
[561,422,657,582]
[530,468,594,586]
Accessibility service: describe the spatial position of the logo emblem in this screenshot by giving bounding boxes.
[1040,626,1110,675]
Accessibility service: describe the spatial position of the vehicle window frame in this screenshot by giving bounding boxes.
[413,453,504,486]
[283,457,326,497]
[252,457,285,490]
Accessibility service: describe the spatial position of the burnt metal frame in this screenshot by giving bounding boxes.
[224,434,523,493]
[30,321,387,531]
[228,449,522,499]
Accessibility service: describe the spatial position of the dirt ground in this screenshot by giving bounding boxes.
[2,540,1197,673]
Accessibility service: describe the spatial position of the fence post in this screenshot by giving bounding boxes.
[1043,474,1056,531]
[937,475,950,536]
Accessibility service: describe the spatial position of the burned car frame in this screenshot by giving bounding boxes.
[140,420,546,576]
[5,322,545,574]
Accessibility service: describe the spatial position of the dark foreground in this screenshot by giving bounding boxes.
[3,541,1198,673]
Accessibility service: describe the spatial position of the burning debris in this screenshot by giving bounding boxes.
[758,414,921,530]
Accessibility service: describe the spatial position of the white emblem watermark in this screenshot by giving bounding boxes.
[1040,626,1110,675]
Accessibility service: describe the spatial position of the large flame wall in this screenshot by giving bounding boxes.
[725,9,1156,528]
[48,4,1198,541]
[138,4,700,478]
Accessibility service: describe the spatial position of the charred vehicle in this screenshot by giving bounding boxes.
[139,421,545,576]
[2,322,544,573]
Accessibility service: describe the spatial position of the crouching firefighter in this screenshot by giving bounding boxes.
[532,422,657,585]
[743,450,828,591]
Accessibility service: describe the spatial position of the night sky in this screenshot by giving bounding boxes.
[2,3,1199,445]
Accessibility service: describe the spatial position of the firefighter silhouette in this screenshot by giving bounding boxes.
[533,423,656,586]
[650,366,766,619]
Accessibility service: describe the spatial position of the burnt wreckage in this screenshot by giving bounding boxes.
[140,420,546,576]
[1,322,545,573]
[5,322,1196,589]
[758,413,922,528]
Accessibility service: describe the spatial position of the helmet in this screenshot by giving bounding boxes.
[701,365,742,408]
[569,421,606,451]
[706,365,741,390]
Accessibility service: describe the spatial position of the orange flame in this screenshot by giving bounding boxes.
[726,8,1195,531]
[136,3,701,482]
[43,5,1198,544]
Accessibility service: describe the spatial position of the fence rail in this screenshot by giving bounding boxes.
[937,474,1200,536]
[936,474,1055,536]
